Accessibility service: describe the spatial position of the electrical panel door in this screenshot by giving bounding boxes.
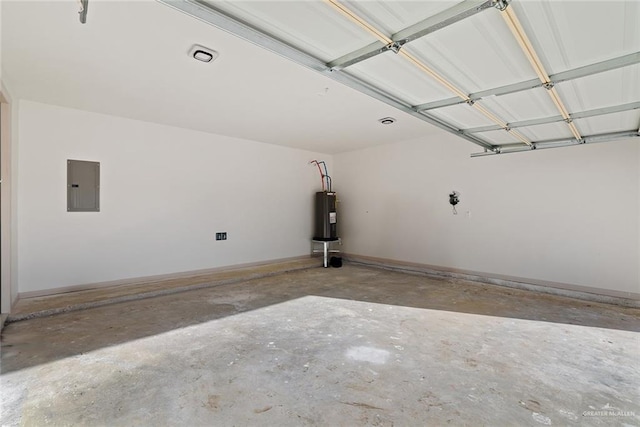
[67,159,100,212]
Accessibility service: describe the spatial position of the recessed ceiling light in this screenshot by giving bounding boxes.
[188,45,219,63]
[379,117,396,125]
[194,50,213,62]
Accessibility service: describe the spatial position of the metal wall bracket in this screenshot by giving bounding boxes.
[79,0,88,24]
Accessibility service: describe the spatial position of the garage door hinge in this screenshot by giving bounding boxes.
[386,42,404,54]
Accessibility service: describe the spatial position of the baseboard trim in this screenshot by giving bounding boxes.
[18,255,313,300]
[8,256,318,323]
[0,313,7,333]
[343,254,640,308]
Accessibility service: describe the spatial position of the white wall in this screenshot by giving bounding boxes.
[0,78,20,311]
[18,101,329,293]
[10,96,19,304]
[334,134,639,295]
[0,81,14,312]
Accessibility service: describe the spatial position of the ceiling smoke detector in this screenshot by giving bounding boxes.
[379,117,396,125]
[189,45,219,63]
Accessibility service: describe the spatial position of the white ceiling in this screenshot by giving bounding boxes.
[1,0,442,154]
[2,0,639,155]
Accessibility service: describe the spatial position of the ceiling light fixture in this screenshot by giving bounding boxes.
[323,0,531,146]
[194,51,213,62]
[188,45,219,63]
[379,117,396,125]
[500,5,582,142]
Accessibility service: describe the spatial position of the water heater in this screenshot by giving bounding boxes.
[314,191,337,240]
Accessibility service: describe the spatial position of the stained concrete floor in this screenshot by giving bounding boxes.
[1,264,639,426]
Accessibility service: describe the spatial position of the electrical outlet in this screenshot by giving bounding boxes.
[216,232,227,241]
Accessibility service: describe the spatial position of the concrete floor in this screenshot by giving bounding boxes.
[1,264,639,426]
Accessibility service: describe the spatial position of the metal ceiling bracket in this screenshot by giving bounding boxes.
[462,101,640,134]
[386,42,403,54]
[494,0,509,12]
[417,52,640,112]
[471,129,638,157]
[394,0,496,44]
[571,101,640,120]
[328,0,495,70]
[328,42,387,71]
[552,52,640,85]
[543,82,554,90]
